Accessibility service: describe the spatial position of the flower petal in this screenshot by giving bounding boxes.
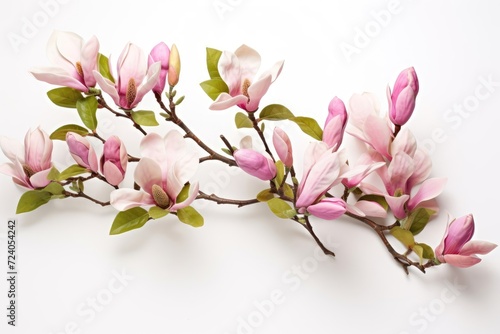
[460,240,497,256]
[170,182,199,211]
[80,35,99,88]
[134,158,162,196]
[31,67,88,91]
[384,194,410,219]
[117,43,147,95]
[307,198,346,220]
[442,254,482,268]
[234,45,261,83]
[209,93,248,111]
[110,189,154,211]
[0,136,24,163]
[93,70,120,106]
[30,169,52,188]
[218,51,242,95]
[103,161,125,186]
[133,61,161,108]
[354,200,387,218]
[407,178,447,210]
[246,74,272,112]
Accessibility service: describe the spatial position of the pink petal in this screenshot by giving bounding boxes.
[103,161,124,186]
[442,254,482,268]
[299,142,329,194]
[80,35,99,88]
[218,51,242,95]
[258,60,284,83]
[323,115,345,149]
[234,149,276,181]
[46,31,82,74]
[132,61,161,108]
[246,74,272,112]
[117,43,147,95]
[390,128,417,158]
[273,127,293,167]
[0,162,28,188]
[460,240,497,256]
[342,162,385,189]
[307,198,346,220]
[110,189,154,211]
[140,132,166,163]
[387,152,414,194]
[209,93,248,111]
[384,194,410,219]
[167,151,199,201]
[407,149,432,189]
[30,169,52,188]
[364,114,392,159]
[0,136,24,163]
[134,158,163,196]
[234,45,261,83]
[93,70,120,106]
[407,178,447,210]
[354,200,387,218]
[31,67,88,91]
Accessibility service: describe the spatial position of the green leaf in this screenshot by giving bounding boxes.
[149,206,169,220]
[260,122,266,132]
[50,124,89,141]
[110,207,150,235]
[176,183,191,203]
[283,183,294,199]
[259,104,295,121]
[200,78,229,100]
[390,226,415,248]
[206,47,223,79]
[257,189,275,202]
[47,167,61,181]
[175,96,185,105]
[76,96,98,131]
[406,208,436,235]
[358,194,389,211]
[290,116,323,140]
[234,112,253,129]
[177,206,204,227]
[42,182,64,196]
[16,190,51,214]
[416,242,435,260]
[98,53,115,83]
[47,87,83,108]
[274,160,285,189]
[58,165,89,181]
[221,148,233,156]
[130,110,159,126]
[267,198,296,219]
[413,244,424,264]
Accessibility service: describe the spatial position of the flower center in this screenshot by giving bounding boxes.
[75,61,84,78]
[22,164,35,178]
[126,78,137,108]
[152,184,171,209]
[241,78,251,99]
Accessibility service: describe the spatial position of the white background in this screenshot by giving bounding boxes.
[1,0,500,333]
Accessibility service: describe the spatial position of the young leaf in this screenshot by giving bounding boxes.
[416,242,435,260]
[283,183,294,199]
[206,47,223,79]
[177,206,204,227]
[110,207,150,235]
[274,160,285,189]
[390,226,415,248]
[50,124,89,141]
[42,182,64,196]
[149,206,169,220]
[267,198,296,219]
[131,110,159,126]
[76,96,98,131]
[235,112,253,129]
[47,166,61,181]
[16,190,52,214]
[176,183,191,203]
[98,53,115,83]
[221,148,233,156]
[407,208,436,235]
[257,189,275,202]
[413,244,424,264]
[47,87,83,108]
[58,165,89,181]
[259,104,295,121]
[200,78,229,100]
[290,117,323,140]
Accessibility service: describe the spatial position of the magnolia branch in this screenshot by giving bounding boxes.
[197,191,259,207]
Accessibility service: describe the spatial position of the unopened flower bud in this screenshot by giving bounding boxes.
[101,136,128,186]
[387,67,419,126]
[234,149,276,181]
[323,96,348,150]
[168,44,180,87]
[66,132,98,172]
[149,42,170,94]
[273,127,293,167]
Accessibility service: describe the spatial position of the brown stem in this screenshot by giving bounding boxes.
[394,124,401,137]
[98,94,147,136]
[197,191,259,207]
[345,212,428,274]
[63,191,110,206]
[247,112,275,162]
[296,216,335,257]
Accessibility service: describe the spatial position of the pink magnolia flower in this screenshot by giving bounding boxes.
[234,149,276,181]
[0,127,53,189]
[93,43,161,110]
[101,136,128,186]
[435,214,497,268]
[66,132,98,172]
[323,96,348,150]
[110,130,199,212]
[31,31,99,92]
[387,67,419,126]
[149,42,170,94]
[209,45,284,112]
[347,93,393,159]
[272,127,293,167]
[295,142,346,219]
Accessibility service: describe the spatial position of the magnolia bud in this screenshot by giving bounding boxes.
[323,96,348,150]
[149,42,170,94]
[66,132,98,172]
[387,67,419,126]
[168,44,180,87]
[101,136,128,186]
[272,127,293,167]
[234,149,276,181]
